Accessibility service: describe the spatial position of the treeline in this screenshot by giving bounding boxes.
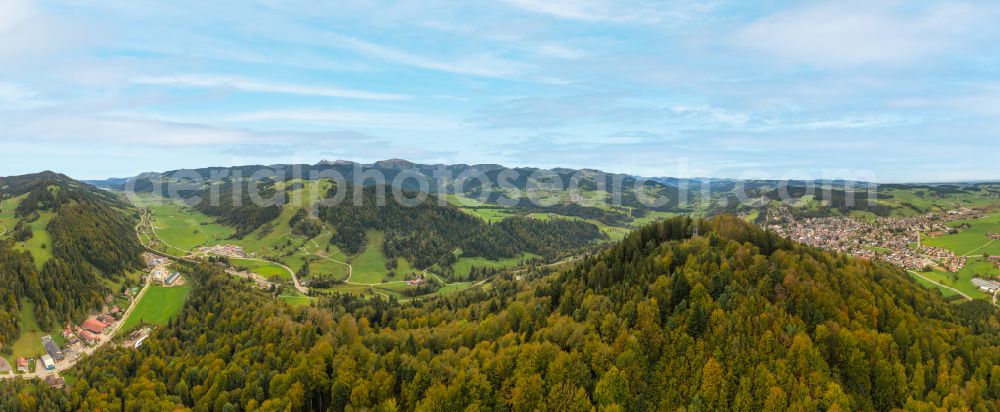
[4,216,1000,410]
[288,208,323,238]
[462,216,604,260]
[194,180,284,238]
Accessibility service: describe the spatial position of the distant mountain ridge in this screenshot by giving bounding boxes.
[82,159,1000,223]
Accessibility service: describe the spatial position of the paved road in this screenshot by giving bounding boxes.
[1,220,157,381]
[907,270,973,301]
[231,256,309,294]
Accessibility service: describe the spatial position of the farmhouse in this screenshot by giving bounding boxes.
[16,357,29,373]
[40,354,55,371]
[41,335,65,362]
[406,273,426,286]
[82,318,109,334]
[45,374,66,389]
[972,277,1000,293]
[79,330,100,345]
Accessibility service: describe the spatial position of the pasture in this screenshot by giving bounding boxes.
[347,231,390,284]
[4,301,55,366]
[923,211,1000,257]
[142,198,234,252]
[121,285,191,332]
[12,211,55,269]
[912,257,995,300]
[451,252,538,280]
[230,258,291,280]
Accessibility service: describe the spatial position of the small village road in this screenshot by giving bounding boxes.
[907,270,973,301]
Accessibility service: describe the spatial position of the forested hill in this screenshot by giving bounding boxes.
[5,216,999,411]
[320,185,605,275]
[0,172,142,352]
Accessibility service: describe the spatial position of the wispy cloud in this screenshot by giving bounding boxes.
[225,109,460,130]
[0,82,55,109]
[328,34,529,78]
[499,0,715,24]
[131,74,409,101]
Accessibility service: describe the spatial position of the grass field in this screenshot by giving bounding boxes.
[460,207,518,223]
[277,288,314,306]
[451,252,538,280]
[911,257,995,300]
[7,211,56,269]
[878,188,998,216]
[286,253,351,281]
[3,301,56,366]
[0,195,21,240]
[133,194,234,253]
[348,231,391,283]
[631,210,677,227]
[230,258,292,280]
[923,211,1000,257]
[120,285,191,332]
[909,274,958,297]
[437,282,473,295]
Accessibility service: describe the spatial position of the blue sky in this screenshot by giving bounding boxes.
[1,0,998,182]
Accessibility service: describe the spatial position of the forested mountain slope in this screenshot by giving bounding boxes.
[0,172,142,352]
[320,185,605,273]
[4,216,998,411]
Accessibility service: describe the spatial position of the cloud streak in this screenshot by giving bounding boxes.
[132,74,409,100]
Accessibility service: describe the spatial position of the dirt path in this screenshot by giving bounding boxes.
[962,239,996,257]
[907,270,973,301]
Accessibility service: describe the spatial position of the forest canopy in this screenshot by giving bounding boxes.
[4,215,998,411]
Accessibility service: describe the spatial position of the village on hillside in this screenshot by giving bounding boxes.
[767,206,1000,296]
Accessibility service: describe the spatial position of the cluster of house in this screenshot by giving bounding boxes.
[143,251,171,267]
[61,308,121,349]
[406,273,427,286]
[768,208,981,272]
[196,244,248,258]
[987,256,1000,269]
[988,232,1000,241]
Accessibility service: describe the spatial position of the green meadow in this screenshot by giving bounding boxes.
[13,211,55,269]
[923,211,1000,257]
[121,285,191,332]
[450,252,538,280]
[230,258,292,280]
[910,257,995,300]
[135,194,234,253]
[347,231,392,284]
[4,301,59,367]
